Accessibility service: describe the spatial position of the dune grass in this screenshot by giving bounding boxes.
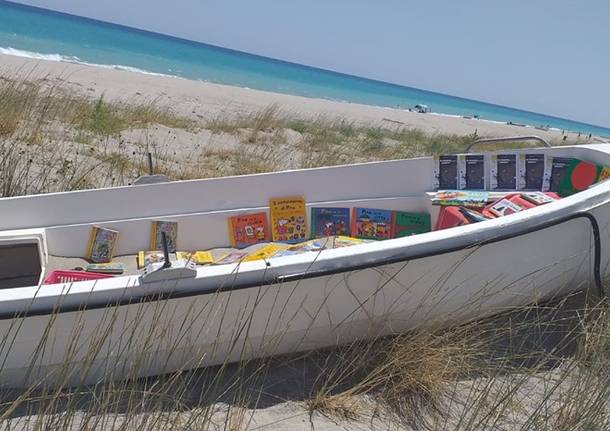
[1,74,609,430]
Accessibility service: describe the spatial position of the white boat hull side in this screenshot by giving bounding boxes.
[0,214,601,388]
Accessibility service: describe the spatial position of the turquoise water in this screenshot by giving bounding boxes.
[1,0,609,137]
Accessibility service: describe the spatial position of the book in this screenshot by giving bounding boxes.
[558,159,603,196]
[488,199,525,217]
[150,220,178,253]
[269,196,308,243]
[520,192,558,206]
[490,154,517,190]
[215,250,250,264]
[599,166,610,183]
[86,226,119,263]
[457,207,489,223]
[548,157,574,193]
[351,207,394,240]
[431,190,489,208]
[137,250,167,269]
[228,212,270,248]
[392,211,431,237]
[464,154,486,190]
[85,262,125,275]
[522,154,547,190]
[176,251,215,265]
[243,243,288,262]
[310,207,350,238]
[433,155,460,190]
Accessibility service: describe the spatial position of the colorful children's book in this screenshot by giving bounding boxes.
[434,155,460,190]
[331,236,370,248]
[137,250,166,269]
[86,226,119,263]
[464,154,486,190]
[392,211,431,237]
[520,192,558,206]
[490,154,517,190]
[558,159,603,196]
[351,208,394,240]
[176,251,216,265]
[548,157,574,193]
[522,154,547,190]
[85,262,125,275]
[243,243,288,262]
[150,220,178,253]
[310,207,350,238]
[488,199,524,217]
[228,212,270,248]
[431,190,489,208]
[269,196,308,243]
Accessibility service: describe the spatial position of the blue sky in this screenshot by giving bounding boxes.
[9,0,610,127]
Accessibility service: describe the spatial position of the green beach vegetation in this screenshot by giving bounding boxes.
[1,75,609,430]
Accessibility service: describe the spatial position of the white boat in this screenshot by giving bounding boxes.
[1,142,609,389]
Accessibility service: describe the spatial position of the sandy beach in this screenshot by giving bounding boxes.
[1,53,601,144]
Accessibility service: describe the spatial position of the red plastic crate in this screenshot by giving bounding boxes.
[43,270,114,285]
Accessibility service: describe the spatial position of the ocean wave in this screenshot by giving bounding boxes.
[0,46,175,78]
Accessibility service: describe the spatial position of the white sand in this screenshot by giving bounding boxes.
[0,53,601,143]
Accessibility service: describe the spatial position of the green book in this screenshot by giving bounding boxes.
[392,211,431,237]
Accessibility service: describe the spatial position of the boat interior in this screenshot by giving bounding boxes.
[1,143,609,290]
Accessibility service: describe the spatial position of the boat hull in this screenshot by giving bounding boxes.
[0,211,603,388]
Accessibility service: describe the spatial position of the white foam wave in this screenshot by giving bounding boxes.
[0,46,175,78]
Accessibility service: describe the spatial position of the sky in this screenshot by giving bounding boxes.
[8,0,610,127]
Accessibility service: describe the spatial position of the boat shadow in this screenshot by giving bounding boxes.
[0,291,593,419]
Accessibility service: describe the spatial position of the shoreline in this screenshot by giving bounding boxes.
[0,52,605,143]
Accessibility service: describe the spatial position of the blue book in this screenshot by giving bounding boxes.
[310,207,350,238]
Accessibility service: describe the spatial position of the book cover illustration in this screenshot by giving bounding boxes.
[559,159,602,196]
[522,154,547,190]
[488,199,524,217]
[351,208,394,240]
[431,190,489,208]
[433,155,461,190]
[464,154,486,190]
[490,154,517,190]
[228,212,270,248]
[393,211,431,237]
[549,157,574,193]
[520,192,557,206]
[269,196,308,243]
[310,207,350,238]
[150,220,178,253]
[85,262,125,274]
[137,251,166,269]
[86,226,119,263]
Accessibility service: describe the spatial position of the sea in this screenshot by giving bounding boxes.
[1,0,609,137]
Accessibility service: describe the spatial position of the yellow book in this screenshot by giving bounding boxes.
[269,196,308,243]
[137,250,165,269]
[176,251,215,265]
[86,226,119,263]
[243,243,288,262]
